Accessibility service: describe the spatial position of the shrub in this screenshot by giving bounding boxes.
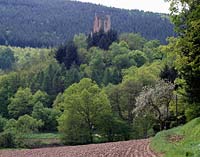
[0,116,7,132]
[0,131,16,148]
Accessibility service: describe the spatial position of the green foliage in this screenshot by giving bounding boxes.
[4,115,43,134]
[0,0,174,47]
[87,47,106,84]
[143,40,161,62]
[15,115,43,133]
[151,117,200,157]
[0,116,7,132]
[87,29,118,50]
[8,88,33,119]
[109,42,130,56]
[1,115,43,148]
[73,34,87,49]
[39,62,67,97]
[58,110,92,145]
[3,119,17,133]
[0,72,21,117]
[57,78,112,144]
[160,65,178,83]
[167,0,200,110]
[32,102,61,131]
[122,62,162,85]
[55,40,79,69]
[32,90,49,107]
[0,28,181,148]
[96,114,130,141]
[8,46,51,70]
[185,103,200,121]
[120,33,146,50]
[132,112,155,139]
[113,54,131,69]
[0,47,15,70]
[105,80,142,130]
[0,131,16,148]
[129,50,148,67]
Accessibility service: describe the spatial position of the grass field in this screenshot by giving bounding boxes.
[151,118,200,157]
[22,133,61,139]
[20,133,62,148]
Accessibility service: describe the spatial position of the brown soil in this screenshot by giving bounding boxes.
[0,139,159,157]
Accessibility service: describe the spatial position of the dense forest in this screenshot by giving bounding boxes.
[0,0,199,155]
[0,30,193,148]
[0,30,174,147]
[0,0,175,47]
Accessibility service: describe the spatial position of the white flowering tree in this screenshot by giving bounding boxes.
[134,80,175,130]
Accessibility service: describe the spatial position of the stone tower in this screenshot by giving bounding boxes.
[93,14,102,33]
[104,15,111,33]
[93,14,111,33]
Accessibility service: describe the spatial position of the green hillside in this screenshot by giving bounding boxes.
[0,0,175,47]
[151,118,200,157]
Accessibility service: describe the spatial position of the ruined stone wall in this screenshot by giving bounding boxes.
[104,15,111,33]
[93,14,111,33]
[93,15,102,33]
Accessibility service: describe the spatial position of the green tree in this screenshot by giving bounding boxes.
[4,115,43,134]
[0,47,15,70]
[167,0,200,119]
[73,33,87,49]
[87,29,118,50]
[143,40,161,62]
[0,116,7,132]
[122,62,162,86]
[0,72,20,117]
[102,68,112,85]
[109,42,130,56]
[106,81,142,126]
[55,40,79,69]
[0,131,16,148]
[57,78,112,144]
[32,90,49,107]
[132,112,155,139]
[8,88,33,119]
[129,50,148,67]
[15,115,43,133]
[3,119,17,133]
[96,113,130,141]
[88,48,106,84]
[113,54,131,69]
[120,33,146,50]
[64,65,82,88]
[32,102,60,131]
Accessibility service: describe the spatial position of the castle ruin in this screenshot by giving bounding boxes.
[93,14,111,33]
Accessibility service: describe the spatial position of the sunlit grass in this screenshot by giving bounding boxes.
[151,118,200,157]
[22,133,61,139]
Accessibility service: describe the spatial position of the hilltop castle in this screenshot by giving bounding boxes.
[93,14,111,33]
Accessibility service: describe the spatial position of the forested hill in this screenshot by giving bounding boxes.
[0,0,175,47]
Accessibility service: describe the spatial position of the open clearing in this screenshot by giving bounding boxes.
[0,139,158,157]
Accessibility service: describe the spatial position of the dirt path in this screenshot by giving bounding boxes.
[0,139,158,157]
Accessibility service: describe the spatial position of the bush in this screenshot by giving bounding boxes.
[4,115,43,134]
[32,102,61,132]
[0,131,16,148]
[16,115,43,133]
[0,116,7,132]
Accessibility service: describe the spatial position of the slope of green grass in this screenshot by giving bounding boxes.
[151,118,200,157]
